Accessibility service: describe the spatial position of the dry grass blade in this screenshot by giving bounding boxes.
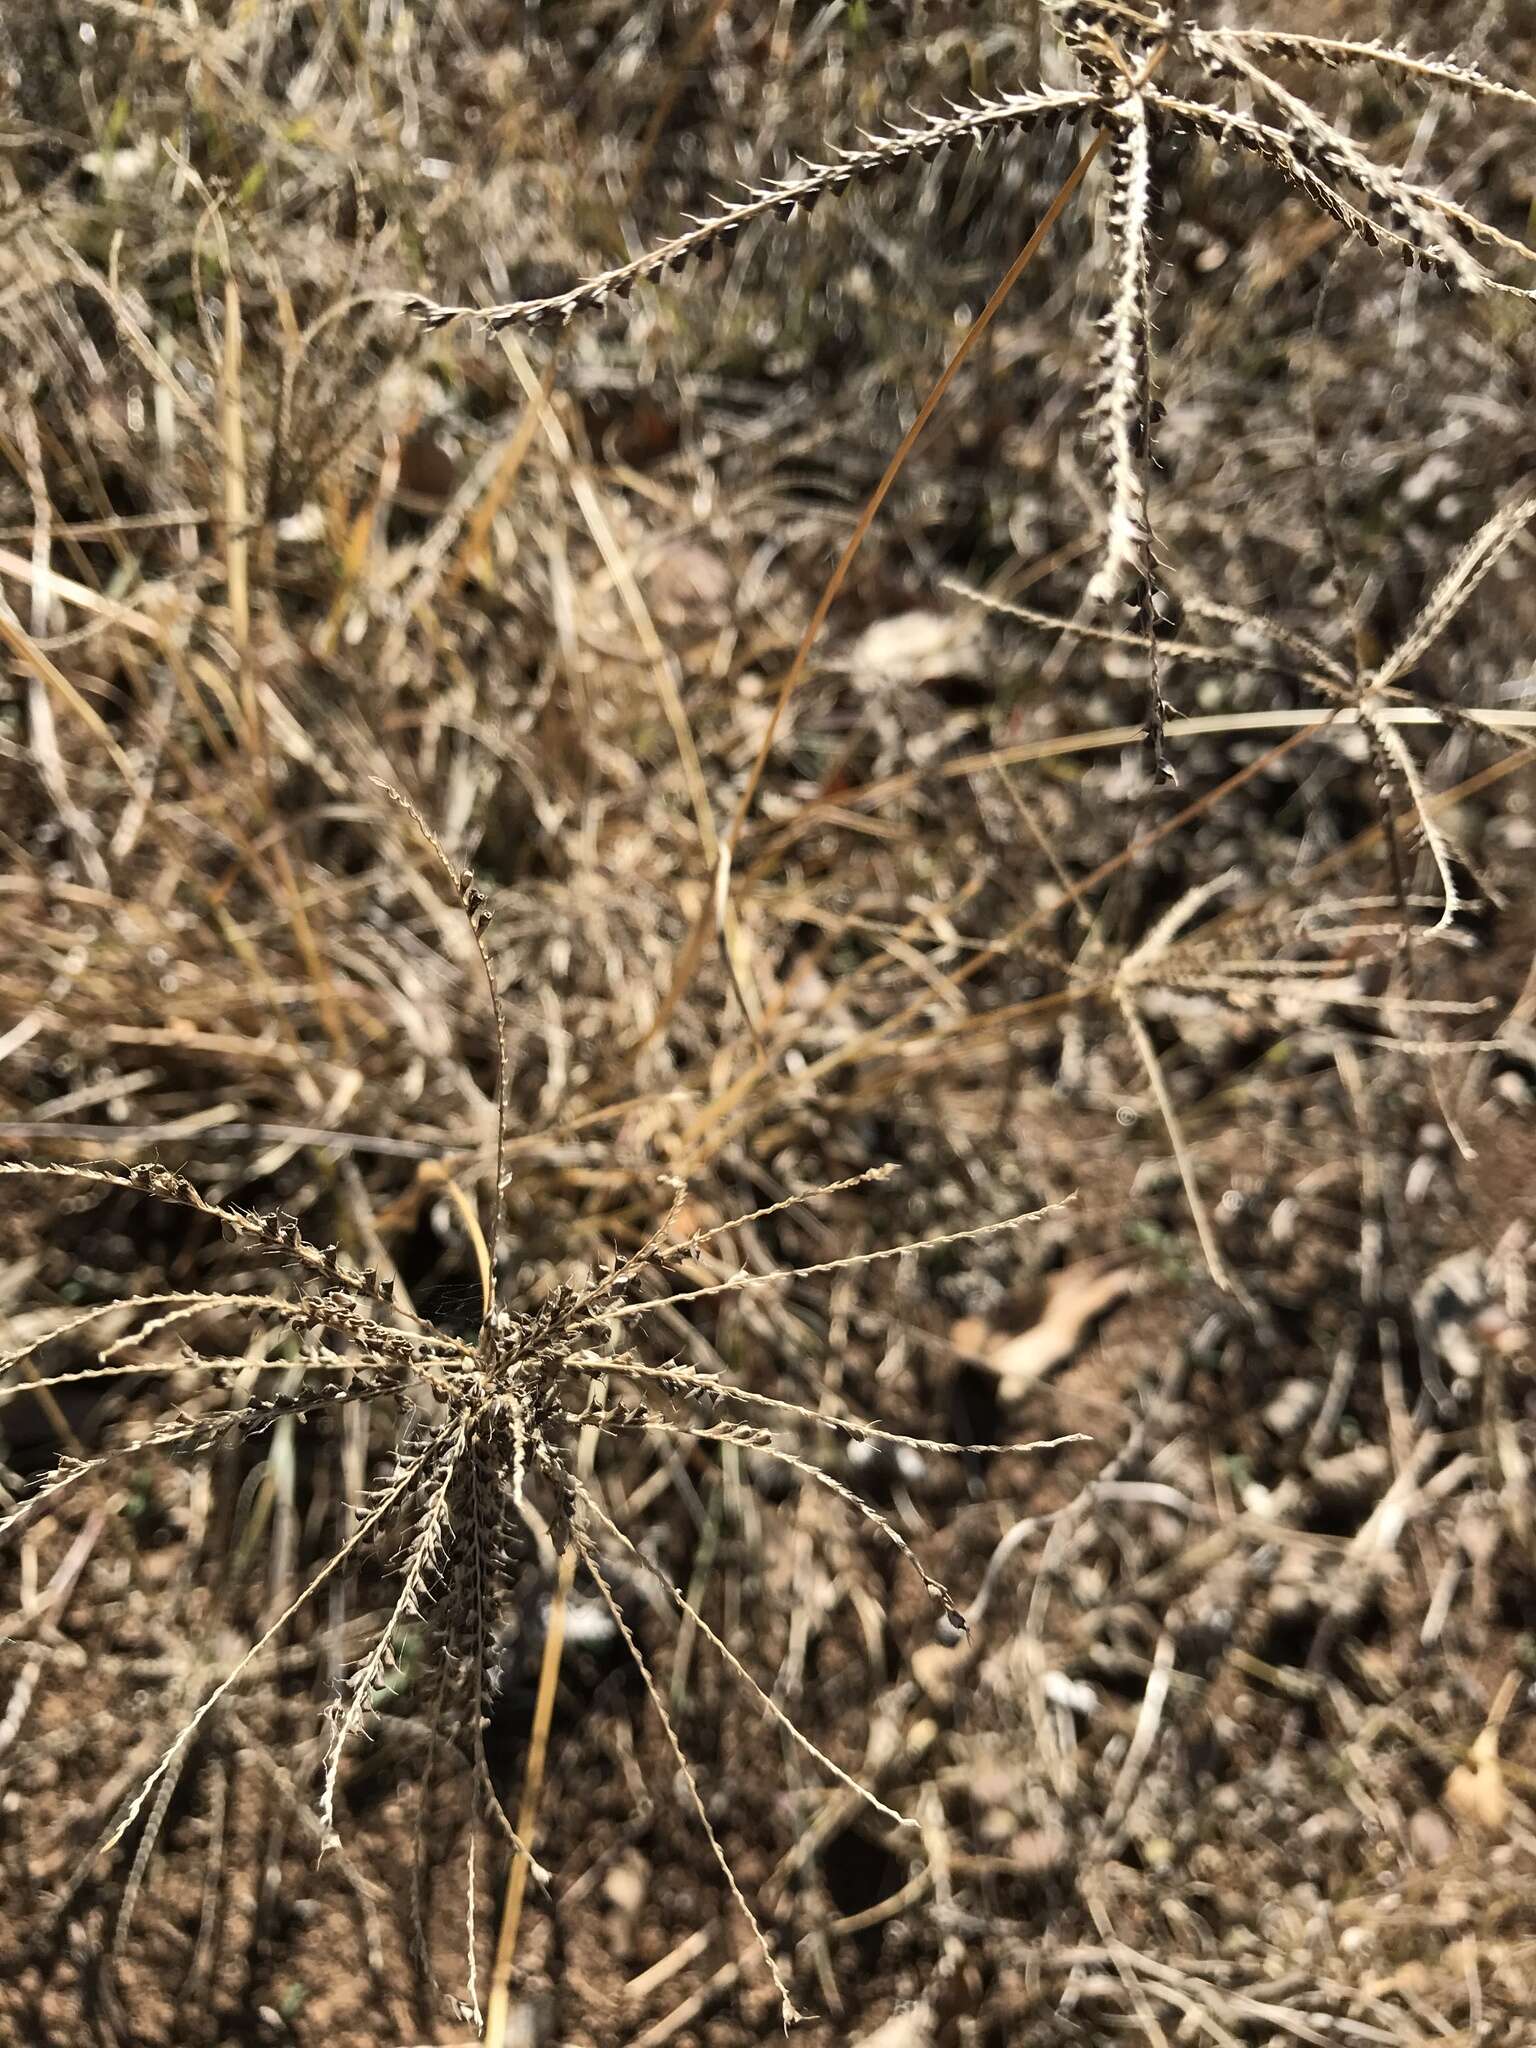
[1116,994,1241,1300]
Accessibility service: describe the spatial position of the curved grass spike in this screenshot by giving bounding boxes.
[568,1352,1089,1464]
[402,85,1096,333]
[1088,86,1170,777]
[601,1192,1064,1319]
[0,1157,407,1312]
[318,1417,470,1842]
[1201,29,1536,111]
[96,1439,441,1865]
[1086,94,1154,602]
[0,1374,400,1540]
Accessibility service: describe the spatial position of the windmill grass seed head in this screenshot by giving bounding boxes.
[1,788,1080,2024]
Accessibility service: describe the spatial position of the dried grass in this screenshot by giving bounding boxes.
[3,1,1536,2041]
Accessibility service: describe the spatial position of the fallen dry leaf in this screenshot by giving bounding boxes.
[644,539,735,628]
[911,1636,978,1709]
[1444,1754,1508,1833]
[1444,1670,1519,1834]
[853,2004,936,2048]
[848,608,986,693]
[953,1258,1137,1390]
